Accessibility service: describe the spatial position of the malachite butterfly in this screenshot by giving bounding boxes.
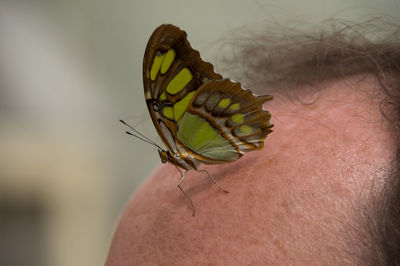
[126,24,273,215]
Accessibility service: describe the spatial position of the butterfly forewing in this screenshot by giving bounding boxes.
[143,24,222,159]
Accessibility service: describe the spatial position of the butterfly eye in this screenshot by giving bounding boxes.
[158,149,168,164]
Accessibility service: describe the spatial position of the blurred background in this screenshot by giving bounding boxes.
[0,0,399,265]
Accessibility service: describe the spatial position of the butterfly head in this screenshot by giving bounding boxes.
[158,149,169,164]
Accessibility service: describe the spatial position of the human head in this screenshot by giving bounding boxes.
[106,18,400,265]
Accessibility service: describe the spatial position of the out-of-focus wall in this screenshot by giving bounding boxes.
[0,1,399,265]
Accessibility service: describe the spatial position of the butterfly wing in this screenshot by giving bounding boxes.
[176,79,273,164]
[143,24,222,159]
[143,24,273,169]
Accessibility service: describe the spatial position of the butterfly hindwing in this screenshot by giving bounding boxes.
[176,79,273,164]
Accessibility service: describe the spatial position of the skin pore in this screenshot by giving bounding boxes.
[106,75,394,265]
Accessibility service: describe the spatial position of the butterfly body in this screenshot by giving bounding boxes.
[143,24,273,172]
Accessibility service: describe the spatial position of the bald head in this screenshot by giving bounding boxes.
[106,75,394,265]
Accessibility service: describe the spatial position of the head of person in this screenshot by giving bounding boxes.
[107,18,400,265]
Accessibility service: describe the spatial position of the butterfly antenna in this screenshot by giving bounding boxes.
[120,120,162,149]
[124,131,161,148]
[120,119,157,144]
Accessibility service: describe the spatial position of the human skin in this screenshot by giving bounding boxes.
[106,76,394,265]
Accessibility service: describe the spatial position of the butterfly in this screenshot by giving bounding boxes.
[124,24,272,215]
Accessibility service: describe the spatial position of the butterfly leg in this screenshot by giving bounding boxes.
[177,170,196,216]
[196,169,229,193]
